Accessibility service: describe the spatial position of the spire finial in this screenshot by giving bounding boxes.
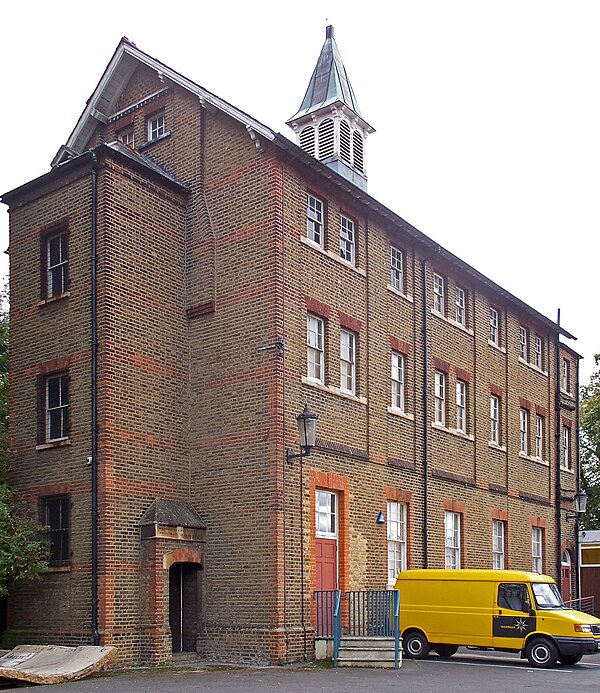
[326,25,334,39]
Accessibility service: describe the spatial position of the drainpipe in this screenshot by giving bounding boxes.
[555,310,562,584]
[91,151,100,646]
[421,257,430,568]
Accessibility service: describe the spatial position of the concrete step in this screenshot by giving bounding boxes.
[340,636,397,649]
[337,636,402,668]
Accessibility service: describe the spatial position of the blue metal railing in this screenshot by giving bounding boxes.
[346,590,394,636]
[317,589,401,669]
[393,589,400,670]
[333,590,342,668]
[565,595,596,616]
[313,590,338,637]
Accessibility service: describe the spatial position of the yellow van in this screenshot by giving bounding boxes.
[393,569,600,667]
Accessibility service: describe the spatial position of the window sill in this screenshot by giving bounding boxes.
[43,565,71,573]
[138,130,172,150]
[431,309,473,336]
[518,357,548,377]
[488,441,507,453]
[36,439,71,451]
[38,291,70,307]
[560,388,574,398]
[431,422,474,441]
[387,406,414,421]
[519,452,549,467]
[488,340,506,354]
[302,376,367,405]
[560,465,575,475]
[387,284,414,303]
[300,237,366,277]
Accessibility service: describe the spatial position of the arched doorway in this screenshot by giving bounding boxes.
[169,563,202,653]
[561,550,572,604]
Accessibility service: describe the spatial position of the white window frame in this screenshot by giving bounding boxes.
[519,326,528,360]
[562,358,570,392]
[307,314,324,383]
[387,501,407,584]
[490,395,499,444]
[561,425,570,469]
[339,214,355,265]
[433,273,445,314]
[489,307,499,345]
[434,371,446,426]
[118,126,134,147]
[306,194,324,247]
[532,527,543,573]
[535,415,543,459]
[316,490,337,538]
[46,373,69,442]
[455,287,466,326]
[340,329,356,395]
[519,408,528,455]
[456,380,466,433]
[46,231,68,298]
[391,352,404,411]
[534,335,543,369]
[390,246,404,293]
[492,520,505,570]
[444,510,461,569]
[147,112,165,141]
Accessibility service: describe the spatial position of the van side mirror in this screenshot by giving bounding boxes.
[523,599,531,613]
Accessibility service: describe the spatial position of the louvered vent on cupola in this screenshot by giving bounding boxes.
[300,126,316,157]
[318,119,335,159]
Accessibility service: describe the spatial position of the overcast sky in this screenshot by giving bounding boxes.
[1,0,598,383]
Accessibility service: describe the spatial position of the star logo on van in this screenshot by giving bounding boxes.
[515,619,528,633]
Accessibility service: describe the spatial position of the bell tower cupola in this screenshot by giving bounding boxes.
[287,25,374,191]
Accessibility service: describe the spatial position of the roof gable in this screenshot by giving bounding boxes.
[53,37,274,166]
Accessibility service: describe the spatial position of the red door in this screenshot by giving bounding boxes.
[316,538,337,591]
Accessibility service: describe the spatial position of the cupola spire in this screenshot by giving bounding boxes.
[287,25,374,191]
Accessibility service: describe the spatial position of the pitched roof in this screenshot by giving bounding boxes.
[287,26,369,125]
[54,37,274,166]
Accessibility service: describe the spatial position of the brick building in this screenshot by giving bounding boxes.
[1,29,583,665]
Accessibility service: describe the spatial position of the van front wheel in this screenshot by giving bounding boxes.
[403,631,430,659]
[525,638,558,668]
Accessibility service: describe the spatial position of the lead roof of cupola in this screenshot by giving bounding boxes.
[287,26,369,125]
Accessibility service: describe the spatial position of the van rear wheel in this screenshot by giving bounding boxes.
[403,631,430,659]
[559,654,582,666]
[525,637,559,668]
[433,645,458,658]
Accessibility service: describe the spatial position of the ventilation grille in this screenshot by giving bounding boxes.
[353,131,364,172]
[300,126,315,157]
[340,120,351,166]
[318,119,335,159]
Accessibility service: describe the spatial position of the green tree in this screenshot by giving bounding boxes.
[0,285,48,595]
[580,354,600,529]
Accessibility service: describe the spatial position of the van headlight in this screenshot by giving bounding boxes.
[574,624,592,633]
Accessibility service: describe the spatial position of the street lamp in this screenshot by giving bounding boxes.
[566,488,588,522]
[286,404,318,463]
[285,404,318,662]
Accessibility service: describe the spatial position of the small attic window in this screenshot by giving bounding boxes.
[118,126,134,148]
[147,113,165,142]
[300,126,315,157]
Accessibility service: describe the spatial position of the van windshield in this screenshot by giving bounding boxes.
[532,582,566,610]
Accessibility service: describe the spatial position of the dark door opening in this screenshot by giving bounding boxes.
[169,563,201,653]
